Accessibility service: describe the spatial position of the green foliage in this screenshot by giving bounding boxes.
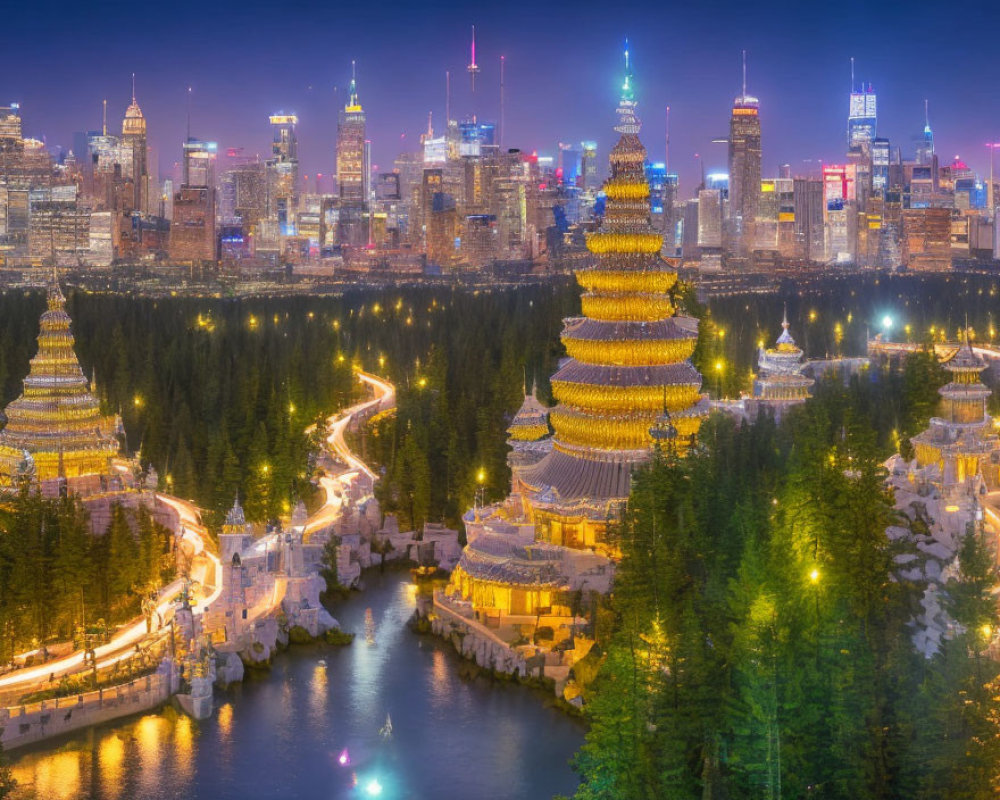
[573,365,999,799]
[0,492,174,662]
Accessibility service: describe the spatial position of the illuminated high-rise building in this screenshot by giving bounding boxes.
[267,113,299,236]
[728,52,761,249]
[0,104,23,153]
[337,63,367,246]
[121,77,149,213]
[170,138,217,262]
[916,100,935,166]
[580,141,598,191]
[848,83,877,149]
[337,63,365,204]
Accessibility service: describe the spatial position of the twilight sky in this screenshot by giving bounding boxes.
[4,0,999,197]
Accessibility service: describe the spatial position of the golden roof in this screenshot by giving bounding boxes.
[0,283,119,484]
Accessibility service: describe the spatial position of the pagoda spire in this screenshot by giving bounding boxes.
[614,39,640,135]
[347,60,360,110]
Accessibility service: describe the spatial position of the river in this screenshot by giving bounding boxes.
[8,570,585,800]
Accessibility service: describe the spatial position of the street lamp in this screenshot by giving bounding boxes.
[475,467,486,510]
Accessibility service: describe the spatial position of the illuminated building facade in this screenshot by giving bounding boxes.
[267,114,299,236]
[170,139,217,262]
[911,340,999,487]
[848,85,877,149]
[728,59,761,252]
[336,66,367,248]
[121,83,150,214]
[0,281,121,490]
[0,104,23,154]
[751,311,813,416]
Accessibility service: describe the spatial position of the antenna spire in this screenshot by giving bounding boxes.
[850,57,855,93]
[742,49,747,97]
[445,70,450,124]
[665,105,670,172]
[467,25,480,94]
[499,54,505,149]
[102,99,107,136]
[348,60,359,108]
[186,86,192,141]
[131,72,136,103]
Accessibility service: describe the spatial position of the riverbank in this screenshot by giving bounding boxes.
[8,571,584,800]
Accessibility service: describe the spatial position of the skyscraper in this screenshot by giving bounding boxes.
[120,78,149,214]
[916,101,935,166]
[848,83,877,148]
[337,63,365,204]
[728,51,761,250]
[170,138,217,262]
[337,62,367,247]
[0,104,22,152]
[267,113,298,235]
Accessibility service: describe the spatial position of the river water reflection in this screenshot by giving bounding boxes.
[10,570,584,799]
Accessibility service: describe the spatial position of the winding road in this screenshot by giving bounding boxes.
[0,370,394,697]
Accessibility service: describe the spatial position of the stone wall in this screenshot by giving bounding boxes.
[0,660,175,751]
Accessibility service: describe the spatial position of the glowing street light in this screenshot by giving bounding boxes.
[365,778,383,796]
[809,568,820,584]
[881,314,893,331]
[476,467,486,484]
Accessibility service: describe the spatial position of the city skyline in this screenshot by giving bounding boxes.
[5,0,1000,194]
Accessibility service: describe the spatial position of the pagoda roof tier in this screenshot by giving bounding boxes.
[517,442,645,503]
[507,391,551,441]
[939,382,992,401]
[576,267,678,294]
[551,360,703,389]
[945,343,987,373]
[561,315,698,343]
[457,533,567,589]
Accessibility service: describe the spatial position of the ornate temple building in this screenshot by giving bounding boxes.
[910,339,999,488]
[513,51,708,552]
[748,310,813,417]
[506,385,552,473]
[0,281,123,492]
[885,336,1000,656]
[442,50,707,674]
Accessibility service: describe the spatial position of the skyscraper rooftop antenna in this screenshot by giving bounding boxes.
[102,99,107,136]
[445,70,451,125]
[500,54,505,149]
[850,57,855,93]
[348,60,359,108]
[186,86,192,141]
[924,98,930,129]
[742,49,747,98]
[467,25,480,94]
[131,73,136,104]
[665,105,670,172]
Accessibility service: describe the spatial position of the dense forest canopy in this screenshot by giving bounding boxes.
[571,360,1000,799]
[0,272,996,527]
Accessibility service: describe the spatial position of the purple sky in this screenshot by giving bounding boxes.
[5,0,1000,197]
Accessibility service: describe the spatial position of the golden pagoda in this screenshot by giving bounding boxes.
[0,281,121,488]
[911,334,999,487]
[506,384,552,473]
[513,46,708,552]
[750,308,813,416]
